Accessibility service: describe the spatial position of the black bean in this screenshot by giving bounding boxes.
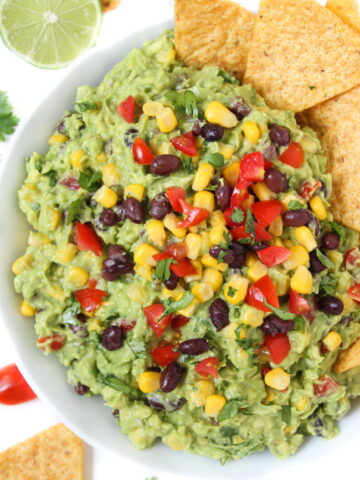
[77,313,88,323]
[215,182,232,211]
[107,245,128,263]
[160,362,183,393]
[228,241,246,269]
[99,208,119,227]
[163,270,179,290]
[230,97,251,119]
[264,168,288,193]
[100,326,124,350]
[260,315,294,336]
[269,124,291,146]
[146,366,161,373]
[246,242,269,252]
[341,316,353,325]
[74,383,89,396]
[322,232,340,250]
[148,398,165,410]
[209,298,229,331]
[112,409,120,417]
[123,197,145,223]
[178,338,209,355]
[192,120,202,136]
[317,295,344,316]
[124,128,138,148]
[307,213,320,237]
[102,258,134,281]
[200,123,224,142]
[150,193,171,219]
[222,250,236,264]
[309,251,326,274]
[150,154,181,176]
[209,245,222,259]
[113,201,126,223]
[282,209,311,227]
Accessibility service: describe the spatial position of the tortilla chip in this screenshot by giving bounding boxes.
[333,338,360,373]
[244,0,360,112]
[0,424,83,480]
[101,0,120,12]
[321,119,360,231]
[326,0,360,33]
[175,0,255,80]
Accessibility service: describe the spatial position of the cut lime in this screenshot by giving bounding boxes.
[0,0,102,69]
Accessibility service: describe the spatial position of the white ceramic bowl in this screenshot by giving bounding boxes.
[0,18,359,480]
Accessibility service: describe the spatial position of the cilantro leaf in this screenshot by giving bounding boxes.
[43,170,58,187]
[329,221,345,241]
[245,208,255,235]
[315,249,334,270]
[155,258,177,281]
[227,286,237,298]
[205,184,218,192]
[319,275,337,295]
[78,170,102,192]
[0,91,19,141]
[230,208,244,224]
[162,291,194,317]
[165,90,201,118]
[263,299,296,320]
[66,198,84,224]
[204,152,224,168]
[288,200,305,210]
[308,85,316,90]
[220,426,239,438]
[281,405,292,425]
[218,69,240,85]
[98,374,143,400]
[75,101,98,112]
[182,157,195,174]
[218,400,242,422]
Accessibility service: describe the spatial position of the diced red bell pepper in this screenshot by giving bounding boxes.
[166,186,186,213]
[245,275,279,312]
[153,252,172,262]
[152,344,179,367]
[170,258,197,277]
[313,376,339,397]
[87,278,97,289]
[224,206,245,228]
[116,95,135,123]
[74,222,103,256]
[240,152,265,182]
[143,304,173,337]
[231,223,272,242]
[289,289,311,315]
[0,364,37,405]
[120,320,136,331]
[257,246,291,267]
[38,334,66,352]
[171,314,190,330]
[251,200,284,227]
[299,180,321,201]
[74,288,107,312]
[177,199,210,228]
[132,137,154,165]
[165,242,188,260]
[195,357,219,378]
[264,334,291,364]
[347,284,360,303]
[344,247,360,271]
[279,142,304,168]
[230,177,251,209]
[261,365,272,378]
[171,132,197,157]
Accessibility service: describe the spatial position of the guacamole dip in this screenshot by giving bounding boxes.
[13,31,360,462]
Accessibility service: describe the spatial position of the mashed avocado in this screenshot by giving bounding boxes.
[14,31,360,462]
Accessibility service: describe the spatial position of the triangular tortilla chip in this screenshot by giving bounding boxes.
[0,424,83,480]
[333,338,360,373]
[326,0,360,33]
[175,0,255,80]
[244,0,360,112]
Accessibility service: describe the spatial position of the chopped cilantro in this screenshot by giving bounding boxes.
[309,85,316,90]
[66,198,84,224]
[99,374,143,400]
[165,90,201,118]
[230,208,245,224]
[220,426,239,438]
[315,249,334,270]
[78,170,102,192]
[43,170,58,187]
[155,258,177,281]
[263,299,296,320]
[330,221,345,241]
[162,292,194,317]
[218,69,240,85]
[182,157,195,174]
[245,208,255,235]
[204,152,225,167]
[319,275,337,295]
[288,200,305,210]
[75,101,98,112]
[281,405,292,425]
[218,400,242,422]
[0,91,19,141]
[227,286,237,298]
[205,184,218,192]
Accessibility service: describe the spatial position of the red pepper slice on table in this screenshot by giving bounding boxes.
[245,275,279,312]
[251,200,284,227]
[166,187,186,213]
[279,142,304,168]
[195,357,219,378]
[152,344,179,367]
[132,137,154,165]
[264,334,291,364]
[230,223,272,242]
[239,152,265,182]
[256,246,291,267]
[116,95,135,123]
[143,304,173,337]
[38,334,66,351]
[347,284,360,302]
[289,289,311,315]
[0,364,37,405]
[176,199,210,228]
[170,258,197,278]
[313,376,339,397]
[74,288,107,312]
[171,132,197,157]
[74,222,103,257]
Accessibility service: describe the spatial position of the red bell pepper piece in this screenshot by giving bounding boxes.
[264,334,291,364]
[166,187,186,213]
[152,344,179,367]
[245,275,279,312]
[143,304,173,337]
[347,284,360,302]
[116,95,135,123]
[74,288,107,312]
[239,152,265,182]
[299,180,321,201]
[289,289,311,315]
[132,137,154,165]
[344,247,360,271]
[224,207,245,228]
[170,258,197,277]
[195,357,219,378]
[37,334,66,351]
[177,199,210,228]
[313,376,339,397]
[256,246,291,267]
[171,132,197,157]
[279,142,304,168]
[230,177,251,209]
[153,252,172,262]
[120,320,136,331]
[251,200,284,227]
[164,242,188,260]
[0,364,37,406]
[74,222,103,256]
[171,314,190,330]
[230,223,272,242]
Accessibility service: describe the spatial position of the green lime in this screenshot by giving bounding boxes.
[0,0,102,69]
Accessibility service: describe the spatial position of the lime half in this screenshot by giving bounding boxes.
[0,0,102,69]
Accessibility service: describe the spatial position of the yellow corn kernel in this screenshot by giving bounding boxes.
[124,184,145,202]
[245,252,258,267]
[49,134,68,145]
[193,191,215,213]
[219,143,235,160]
[222,162,240,188]
[158,48,176,64]
[138,371,160,393]
[177,298,199,317]
[20,299,36,317]
[210,210,226,226]
[290,265,313,294]
[12,254,33,275]
[224,274,249,305]
[323,331,342,352]
[185,233,202,260]
[200,232,211,254]
[146,219,166,247]
[209,224,226,245]
[202,268,223,292]
[28,232,51,247]
[156,142,174,155]
[309,195,327,221]
[273,237,285,248]
[184,260,203,283]
[264,368,290,390]
[300,134,318,154]
[252,182,275,201]
[294,226,317,252]
[327,250,343,266]
[39,206,61,231]
[192,163,214,191]
[96,152,107,163]
[102,163,121,186]
[94,185,118,208]
[192,282,214,302]
[281,192,306,210]
[204,395,227,417]
[70,149,85,169]
[247,261,268,282]
[163,213,187,238]
[242,121,261,144]
[142,101,164,116]
[201,254,227,272]
[156,107,177,133]
[134,243,159,266]
[205,101,237,128]
[295,396,309,412]
[87,318,102,333]
[192,380,215,406]
[269,217,283,237]
[241,304,265,327]
[283,245,309,271]
[134,264,153,282]
[284,240,294,249]
[67,266,89,288]
[162,285,185,300]
[55,243,78,264]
